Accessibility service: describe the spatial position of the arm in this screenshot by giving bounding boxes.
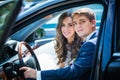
[41,41,96,80]
[19,39,96,80]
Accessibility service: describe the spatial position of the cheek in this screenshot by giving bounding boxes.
[71,31,75,35]
[61,28,64,34]
[70,27,75,31]
[84,28,89,34]
[83,23,92,30]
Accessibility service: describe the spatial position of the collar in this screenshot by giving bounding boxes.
[85,30,96,41]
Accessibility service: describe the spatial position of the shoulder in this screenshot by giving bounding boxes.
[86,37,97,45]
[85,30,98,46]
[80,37,97,52]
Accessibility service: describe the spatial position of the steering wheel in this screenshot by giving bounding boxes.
[18,41,41,70]
[0,41,41,80]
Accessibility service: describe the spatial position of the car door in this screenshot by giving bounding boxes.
[90,0,120,80]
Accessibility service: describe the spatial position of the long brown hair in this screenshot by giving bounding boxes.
[54,11,82,65]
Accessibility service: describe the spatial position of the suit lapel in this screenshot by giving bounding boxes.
[89,31,98,40]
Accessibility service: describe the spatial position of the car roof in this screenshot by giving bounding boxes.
[16,0,64,21]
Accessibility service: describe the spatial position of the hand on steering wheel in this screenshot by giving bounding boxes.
[1,41,41,80]
[18,41,41,70]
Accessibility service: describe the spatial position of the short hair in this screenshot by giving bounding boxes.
[72,8,95,21]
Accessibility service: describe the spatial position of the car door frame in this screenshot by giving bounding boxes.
[0,0,22,57]
[90,0,120,80]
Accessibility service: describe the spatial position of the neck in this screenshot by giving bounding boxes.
[67,36,74,44]
[82,37,86,41]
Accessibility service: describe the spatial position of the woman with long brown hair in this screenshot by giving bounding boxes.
[54,11,82,68]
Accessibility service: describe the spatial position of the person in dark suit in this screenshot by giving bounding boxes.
[19,8,98,80]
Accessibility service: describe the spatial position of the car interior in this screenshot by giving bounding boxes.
[0,1,104,79]
[1,0,120,80]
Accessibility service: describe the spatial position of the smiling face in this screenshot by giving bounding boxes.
[72,8,96,40]
[61,17,75,43]
[73,14,96,40]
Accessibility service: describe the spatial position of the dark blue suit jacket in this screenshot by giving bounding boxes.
[41,31,98,80]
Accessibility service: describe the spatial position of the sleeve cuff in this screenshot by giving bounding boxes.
[37,71,41,80]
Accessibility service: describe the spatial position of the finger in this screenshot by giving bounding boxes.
[19,67,28,71]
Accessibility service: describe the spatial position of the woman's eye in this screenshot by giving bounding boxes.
[68,23,73,27]
[70,24,73,26]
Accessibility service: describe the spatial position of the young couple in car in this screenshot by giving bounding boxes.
[20,8,98,80]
